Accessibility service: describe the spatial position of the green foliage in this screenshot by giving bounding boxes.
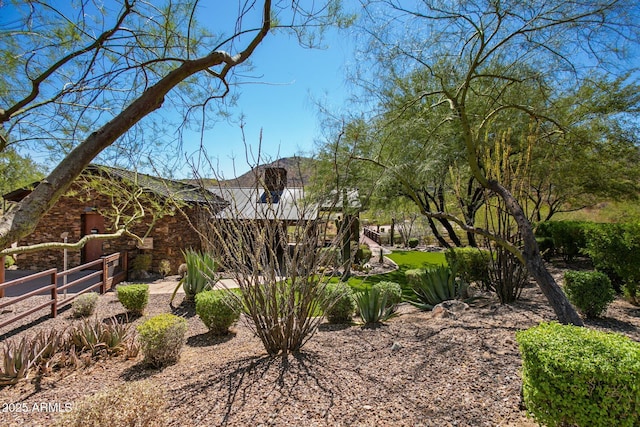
[516,322,640,427]
[71,292,99,318]
[323,282,356,324]
[54,380,167,427]
[372,281,403,306]
[355,287,397,324]
[582,222,640,305]
[355,244,372,264]
[171,249,216,303]
[445,247,491,289]
[4,255,15,268]
[116,284,149,315]
[386,250,447,268]
[406,265,467,310]
[408,237,419,248]
[137,314,187,368]
[535,237,554,261]
[563,271,615,319]
[0,148,45,196]
[131,254,152,272]
[535,221,589,261]
[158,259,171,277]
[318,246,341,267]
[195,290,241,335]
[68,318,133,357]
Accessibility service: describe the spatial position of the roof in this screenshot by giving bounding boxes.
[319,189,362,211]
[3,164,227,207]
[209,187,318,221]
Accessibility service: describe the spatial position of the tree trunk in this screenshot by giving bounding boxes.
[488,180,583,326]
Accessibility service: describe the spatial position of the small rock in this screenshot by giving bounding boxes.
[391,342,403,352]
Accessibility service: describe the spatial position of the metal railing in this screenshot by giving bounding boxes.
[0,252,127,329]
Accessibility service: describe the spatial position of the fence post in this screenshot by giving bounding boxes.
[101,256,108,294]
[122,251,128,281]
[50,270,58,318]
[0,256,4,298]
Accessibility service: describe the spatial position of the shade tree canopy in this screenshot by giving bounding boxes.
[0,0,345,252]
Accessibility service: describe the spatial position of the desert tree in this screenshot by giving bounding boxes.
[347,0,640,325]
[0,0,345,254]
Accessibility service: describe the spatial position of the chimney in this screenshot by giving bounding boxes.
[264,167,287,191]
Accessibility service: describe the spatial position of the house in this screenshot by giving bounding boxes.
[2,164,227,275]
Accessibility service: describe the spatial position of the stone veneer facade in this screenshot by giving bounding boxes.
[15,184,207,275]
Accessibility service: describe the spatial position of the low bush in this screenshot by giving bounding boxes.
[116,284,149,315]
[323,282,356,324]
[195,290,241,335]
[408,237,419,248]
[535,221,589,261]
[406,265,467,310]
[445,247,491,290]
[535,237,554,261]
[372,281,402,306]
[131,254,152,272]
[137,313,187,368]
[355,245,372,264]
[355,287,396,324]
[516,322,640,427]
[54,380,167,427]
[583,222,640,306]
[563,270,615,318]
[4,255,15,269]
[71,292,99,318]
[158,259,171,277]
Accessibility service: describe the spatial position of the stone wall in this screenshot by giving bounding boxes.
[15,184,205,275]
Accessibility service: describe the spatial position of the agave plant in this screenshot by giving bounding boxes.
[170,249,217,304]
[355,287,397,324]
[407,264,468,310]
[0,337,40,386]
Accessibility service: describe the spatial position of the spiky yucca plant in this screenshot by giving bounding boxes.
[171,249,217,303]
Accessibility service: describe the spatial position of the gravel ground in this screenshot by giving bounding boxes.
[0,261,639,427]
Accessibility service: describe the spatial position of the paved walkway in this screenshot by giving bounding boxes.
[146,276,239,295]
[360,234,392,255]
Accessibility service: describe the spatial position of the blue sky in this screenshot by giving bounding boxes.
[182,26,357,179]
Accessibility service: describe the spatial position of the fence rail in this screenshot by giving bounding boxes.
[0,252,127,329]
[363,227,381,244]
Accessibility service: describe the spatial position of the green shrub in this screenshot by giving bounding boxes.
[54,380,167,427]
[408,237,419,248]
[563,270,615,318]
[536,221,589,261]
[4,255,15,269]
[323,282,356,323]
[131,254,152,272]
[355,287,396,324]
[116,284,149,315]
[355,245,373,264]
[623,281,640,306]
[535,237,555,261]
[318,247,341,267]
[71,292,99,318]
[137,313,187,368]
[445,247,491,290]
[158,259,171,277]
[516,322,640,427]
[372,281,403,306]
[583,222,640,305]
[406,265,467,310]
[195,290,241,335]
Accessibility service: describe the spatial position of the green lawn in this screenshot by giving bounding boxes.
[341,250,448,292]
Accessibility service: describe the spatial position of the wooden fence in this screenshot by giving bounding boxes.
[363,227,381,244]
[0,252,127,329]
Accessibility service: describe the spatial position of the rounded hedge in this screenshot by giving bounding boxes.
[563,270,615,319]
[372,281,403,306]
[71,292,99,318]
[137,313,187,368]
[324,282,356,324]
[195,290,241,335]
[517,322,640,427]
[116,284,149,315]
